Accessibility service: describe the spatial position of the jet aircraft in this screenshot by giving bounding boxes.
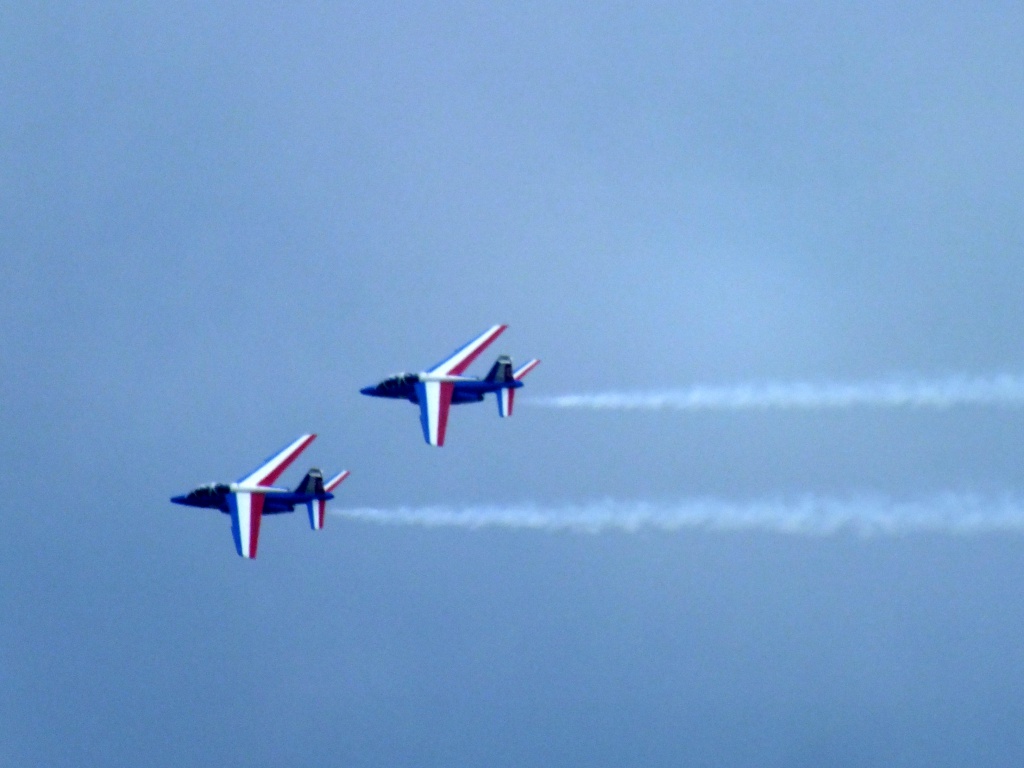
[170,434,349,558]
[360,325,540,446]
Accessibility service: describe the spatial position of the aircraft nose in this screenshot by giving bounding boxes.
[170,495,187,505]
[359,385,376,396]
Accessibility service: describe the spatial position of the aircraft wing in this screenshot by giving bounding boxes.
[236,434,316,487]
[415,380,455,446]
[426,325,507,376]
[231,434,316,558]
[230,491,265,559]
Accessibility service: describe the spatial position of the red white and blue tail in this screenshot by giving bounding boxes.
[324,470,350,493]
[498,388,514,418]
[307,471,350,530]
[307,498,328,531]
[498,359,540,418]
[514,359,540,380]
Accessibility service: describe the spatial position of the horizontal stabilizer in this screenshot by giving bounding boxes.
[498,388,515,418]
[307,498,327,531]
[324,470,350,492]
[513,359,540,380]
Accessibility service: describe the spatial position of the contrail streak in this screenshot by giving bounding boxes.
[331,495,1024,537]
[530,374,1024,411]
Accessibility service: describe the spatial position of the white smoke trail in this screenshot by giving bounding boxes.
[530,374,1024,411]
[331,495,1024,537]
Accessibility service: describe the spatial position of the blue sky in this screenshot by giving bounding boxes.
[4,3,1024,766]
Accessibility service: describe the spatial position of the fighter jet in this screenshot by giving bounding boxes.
[360,325,540,446]
[170,434,349,558]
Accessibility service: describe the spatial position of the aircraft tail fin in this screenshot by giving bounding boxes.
[497,359,540,418]
[294,468,325,496]
[296,469,326,531]
[484,355,514,383]
[306,470,349,530]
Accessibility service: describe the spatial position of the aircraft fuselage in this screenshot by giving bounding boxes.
[170,485,335,515]
[360,374,523,405]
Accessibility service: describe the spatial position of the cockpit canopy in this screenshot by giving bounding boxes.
[380,373,418,389]
[188,483,230,499]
